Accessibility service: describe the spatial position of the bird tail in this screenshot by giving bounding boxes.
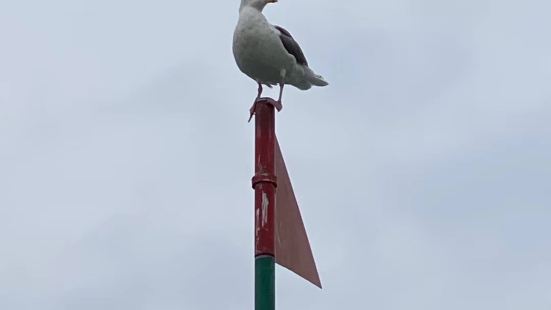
[305,67,329,87]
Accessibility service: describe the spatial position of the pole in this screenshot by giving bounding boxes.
[252,99,277,310]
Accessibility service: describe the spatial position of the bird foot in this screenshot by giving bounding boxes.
[248,97,283,122]
[272,99,283,112]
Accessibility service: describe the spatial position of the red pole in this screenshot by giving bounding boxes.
[251,99,277,310]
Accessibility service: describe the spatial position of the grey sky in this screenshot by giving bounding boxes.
[1,0,550,309]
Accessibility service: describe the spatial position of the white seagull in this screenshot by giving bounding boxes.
[233,0,328,120]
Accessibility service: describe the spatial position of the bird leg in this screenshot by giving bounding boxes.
[256,82,263,100]
[248,82,263,122]
[248,82,283,122]
[275,82,284,111]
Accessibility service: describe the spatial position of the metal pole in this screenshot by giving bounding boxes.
[252,99,277,310]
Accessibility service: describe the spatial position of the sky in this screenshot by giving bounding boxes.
[1,0,550,309]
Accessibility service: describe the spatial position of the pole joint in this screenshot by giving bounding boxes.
[251,173,278,189]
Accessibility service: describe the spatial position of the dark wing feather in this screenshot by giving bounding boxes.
[274,25,308,66]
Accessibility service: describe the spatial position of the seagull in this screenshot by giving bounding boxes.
[233,0,328,120]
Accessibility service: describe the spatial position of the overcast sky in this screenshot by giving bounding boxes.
[1,0,550,309]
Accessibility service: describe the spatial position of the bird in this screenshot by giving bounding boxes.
[232,0,328,121]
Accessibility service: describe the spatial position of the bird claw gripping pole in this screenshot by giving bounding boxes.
[251,99,277,310]
[249,97,283,122]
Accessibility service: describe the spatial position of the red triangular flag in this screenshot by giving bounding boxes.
[275,138,322,288]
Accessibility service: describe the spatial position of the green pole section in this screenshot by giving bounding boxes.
[255,256,275,310]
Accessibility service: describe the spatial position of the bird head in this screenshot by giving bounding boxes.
[240,0,277,12]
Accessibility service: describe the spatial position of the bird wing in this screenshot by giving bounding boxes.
[274,25,309,67]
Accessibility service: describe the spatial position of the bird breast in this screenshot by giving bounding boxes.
[233,9,294,84]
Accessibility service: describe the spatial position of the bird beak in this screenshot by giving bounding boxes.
[267,0,278,3]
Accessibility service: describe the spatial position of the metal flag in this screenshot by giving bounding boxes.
[274,138,322,288]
